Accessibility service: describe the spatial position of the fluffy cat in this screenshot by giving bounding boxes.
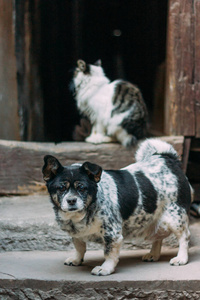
[71,59,148,146]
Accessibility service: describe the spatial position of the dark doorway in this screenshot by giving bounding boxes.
[40,0,168,142]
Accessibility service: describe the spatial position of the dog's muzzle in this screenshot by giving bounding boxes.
[61,197,78,211]
[67,198,78,211]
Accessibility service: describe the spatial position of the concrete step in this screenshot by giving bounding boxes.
[1,194,200,298]
[1,194,200,252]
[0,194,72,252]
[1,248,200,299]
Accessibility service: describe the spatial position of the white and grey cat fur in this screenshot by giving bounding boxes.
[72,59,148,147]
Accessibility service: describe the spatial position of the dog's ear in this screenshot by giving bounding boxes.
[77,59,86,71]
[81,162,102,183]
[42,155,64,181]
[94,59,102,67]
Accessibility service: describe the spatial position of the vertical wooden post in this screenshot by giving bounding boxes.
[182,137,191,174]
[13,0,44,141]
[164,0,195,137]
[0,0,20,140]
[28,0,44,141]
[194,0,200,138]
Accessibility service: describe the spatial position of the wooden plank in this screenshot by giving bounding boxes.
[152,62,166,135]
[191,184,200,202]
[165,0,195,136]
[164,0,181,135]
[194,1,200,137]
[182,137,191,174]
[28,0,44,141]
[0,137,184,195]
[13,0,44,141]
[0,0,20,140]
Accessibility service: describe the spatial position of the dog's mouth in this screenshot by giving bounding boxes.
[68,207,78,211]
[61,206,83,213]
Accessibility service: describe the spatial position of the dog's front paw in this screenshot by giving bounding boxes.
[91,266,114,276]
[142,253,160,262]
[170,256,188,266]
[64,257,83,266]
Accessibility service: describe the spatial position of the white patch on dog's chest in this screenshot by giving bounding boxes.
[58,211,102,239]
[74,218,102,238]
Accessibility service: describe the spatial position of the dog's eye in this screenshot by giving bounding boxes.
[58,185,66,192]
[77,184,86,192]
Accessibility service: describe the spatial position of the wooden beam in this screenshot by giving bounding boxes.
[0,0,20,140]
[0,137,184,195]
[182,137,191,174]
[165,0,195,136]
[13,0,44,141]
[194,0,200,137]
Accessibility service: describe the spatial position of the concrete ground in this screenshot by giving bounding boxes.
[1,194,200,299]
[1,247,200,299]
[1,247,200,282]
[2,194,200,251]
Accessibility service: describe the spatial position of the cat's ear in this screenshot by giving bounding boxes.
[77,60,86,71]
[94,59,102,67]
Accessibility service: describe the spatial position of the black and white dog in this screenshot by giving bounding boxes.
[42,139,192,276]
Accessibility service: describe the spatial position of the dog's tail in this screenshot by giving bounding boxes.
[135,138,179,162]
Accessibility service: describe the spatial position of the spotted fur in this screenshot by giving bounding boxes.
[71,59,148,146]
[42,138,192,275]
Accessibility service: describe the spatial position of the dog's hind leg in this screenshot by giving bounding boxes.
[170,218,190,266]
[91,235,123,276]
[64,238,86,266]
[142,239,163,262]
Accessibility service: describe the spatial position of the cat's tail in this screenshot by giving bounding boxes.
[135,138,179,162]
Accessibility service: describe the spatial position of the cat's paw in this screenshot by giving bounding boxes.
[122,135,137,147]
[64,257,83,266]
[86,134,114,144]
[91,265,114,276]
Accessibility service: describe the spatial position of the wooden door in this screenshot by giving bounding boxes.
[165,0,200,138]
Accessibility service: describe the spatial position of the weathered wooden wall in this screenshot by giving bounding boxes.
[164,0,200,137]
[1,0,199,143]
[0,137,184,195]
[0,0,44,142]
[13,0,44,141]
[0,0,20,140]
[194,0,200,137]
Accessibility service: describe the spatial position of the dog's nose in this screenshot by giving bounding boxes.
[67,198,77,206]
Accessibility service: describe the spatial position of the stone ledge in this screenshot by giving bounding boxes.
[0,136,184,195]
[0,248,200,299]
[1,194,200,253]
[0,194,182,252]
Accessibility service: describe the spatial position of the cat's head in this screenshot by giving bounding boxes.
[73,59,104,82]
